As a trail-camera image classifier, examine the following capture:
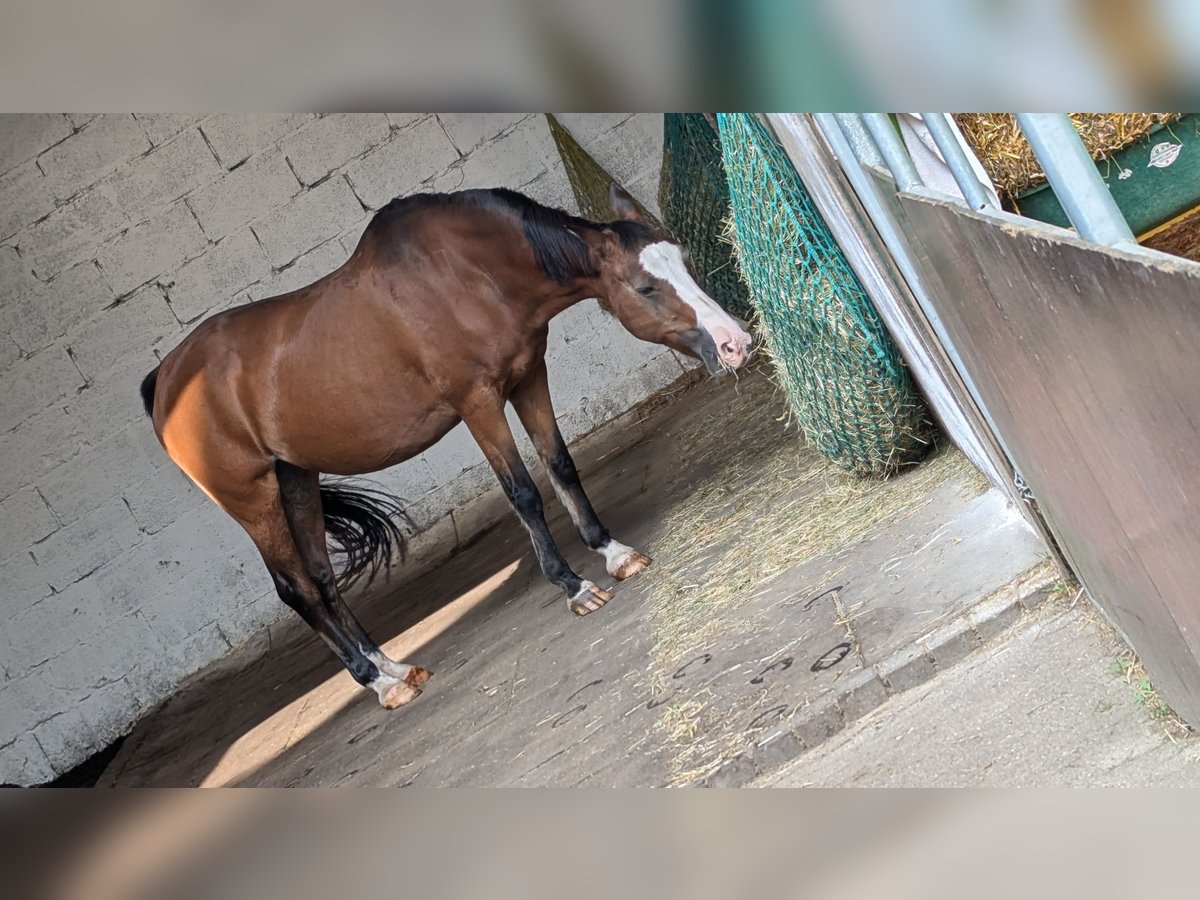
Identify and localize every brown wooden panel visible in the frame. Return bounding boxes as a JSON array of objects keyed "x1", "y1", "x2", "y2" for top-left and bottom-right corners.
[{"x1": 890, "y1": 188, "x2": 1200, "y2": 721}]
